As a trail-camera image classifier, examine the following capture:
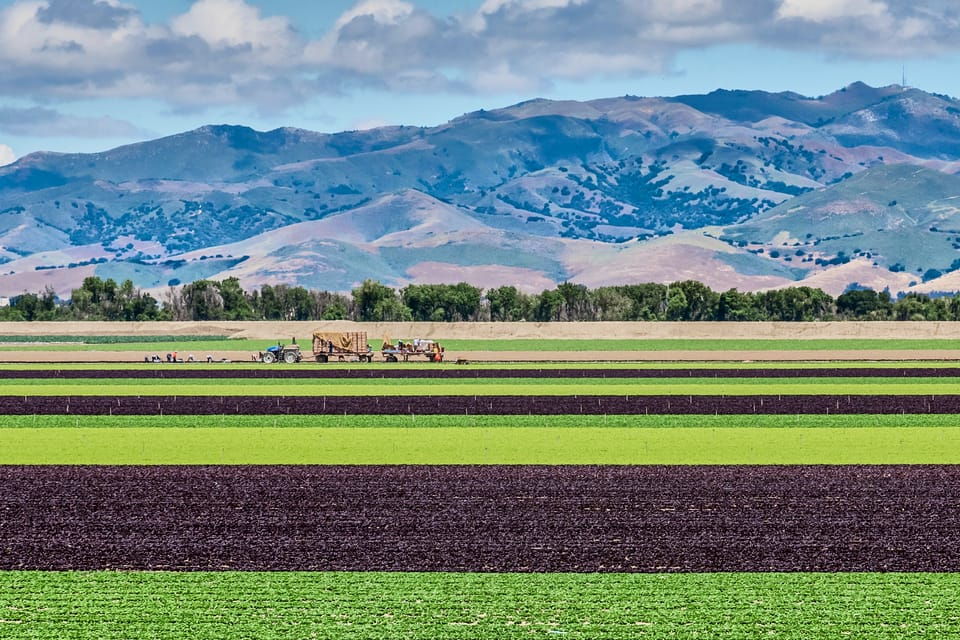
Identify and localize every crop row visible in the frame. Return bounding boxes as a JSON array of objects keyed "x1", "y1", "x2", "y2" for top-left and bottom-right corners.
[
  {"x1": 2, "y1": 394, "x2": 960, "y2": 414},
  {"x1": 3, "y1": 465, "x2": 959, "y2": 572},
  {"x1": 3, "y1": 571, "x2": 958, "y2": 639},
  {"x1": 6, "y1": 366, "x2": 960, "y2": 379},
  {"x1": 0, "y1": 334, "x2": 230, "y2": 344},
  {"x1": 10, "y1": 377, "x2": 960, "y2": 398},
  {"x1": 5, "y1": 425, "x2": 960, "y2": 465},
  {"x1": 7, "y1": 412, "x2": 960, "y2": 428},
  {"x1": 7, "y1": 360, "x2": 960, "y2": 371}
]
